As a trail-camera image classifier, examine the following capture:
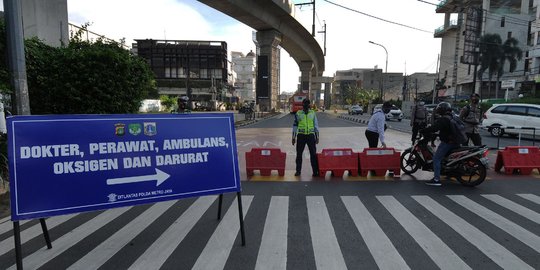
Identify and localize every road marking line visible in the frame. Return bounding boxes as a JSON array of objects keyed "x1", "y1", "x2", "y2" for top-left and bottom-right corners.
[
  {"x1": 413, "y1": 196, "x2": 533, "y2": 270},
  {"x1": 0, "y1": 213, "x2": 78, "y2": 257},
  {"x1": 255, "y1": 196, "x2": 288, "y2": 270},
  {"x1": 448, "y1": 195, "x2": 540, "y2": 252},
  {"x1": 307, "y1": 196, "x2": 347, "y2": 270},
  {"x1": 377, "y1": 196, "x2": 471, "y2": 270},
  {"x1": 0, "y1": 219, "x2": 30, "y2": 236},
  {"x1": 192, "y1": 196, "x2": 253, "y2": 270},
  {"x1": 517, "y1": 194, "x2": 540, "y2": 205},
  {"x1": 68, "y1": 200, "x2": 177, "y2": 269},
  {"x1": 482, "y1": 194, "x2": 540, "y2": 224},
  {"x1": 341, "y1": 196, "x2": 410, "y2": 270},
  {"x1": 128, "y1": 196, "x2": 217, "y2": 270},
  {"x1": 8, "y1": 206, "x2": 132, "y2": 270}
]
